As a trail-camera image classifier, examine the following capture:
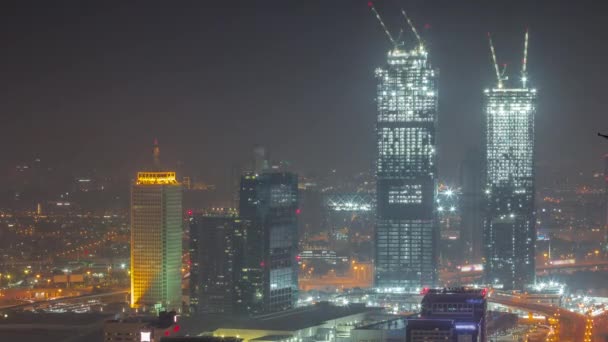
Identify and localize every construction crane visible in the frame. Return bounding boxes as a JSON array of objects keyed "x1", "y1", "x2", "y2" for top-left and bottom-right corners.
[
  {"x1": 368, "y1": 2, "x2": 396, "y2": 48},
  {"x1": 599, "y1": 132, "x2": 608, "y2": 140},
  {"x1": 488, "y1": 33, "x2": 507, "y2": 89},
  {"x1": 401, "y1": 9, "x2": 423, "y2": 50},
  {"x1": 522, "y1": 29, "x2": 529, "y2": 88}
]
